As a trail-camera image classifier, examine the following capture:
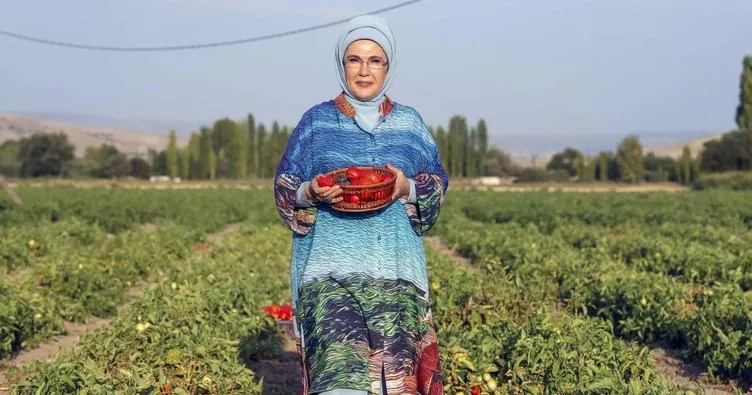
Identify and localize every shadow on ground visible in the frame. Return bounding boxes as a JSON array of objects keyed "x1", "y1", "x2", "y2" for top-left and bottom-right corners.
[{"x1": 238, "y1": 322, "x2": 302, "y2": 395}]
